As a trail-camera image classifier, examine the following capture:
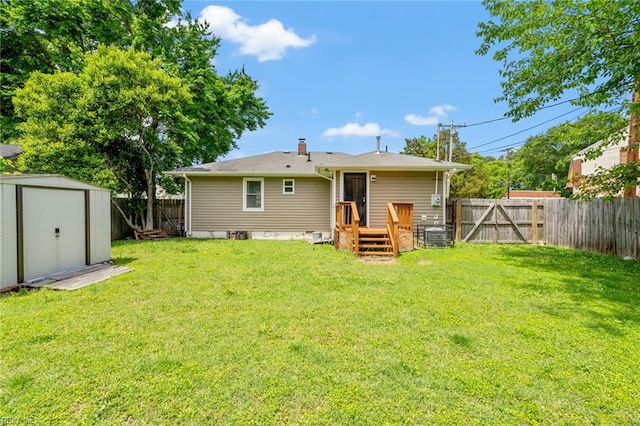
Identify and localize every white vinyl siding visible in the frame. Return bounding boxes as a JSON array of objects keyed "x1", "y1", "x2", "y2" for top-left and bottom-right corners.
[
  {"x1": 581, "y1": 140, "x2": 626, "y2": 176},
  {"x1": 191, "y1": 176, "x2": 330, "y2": 232},
  {"x1": 368, "y1": 170, "x2": 439, "y2": 227},
  {"x1": 243, "y1": 178, "x2": 264, "y2": 211}
]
